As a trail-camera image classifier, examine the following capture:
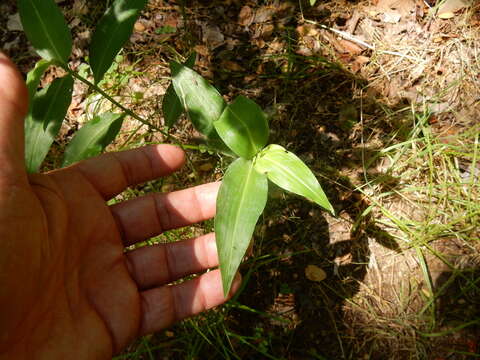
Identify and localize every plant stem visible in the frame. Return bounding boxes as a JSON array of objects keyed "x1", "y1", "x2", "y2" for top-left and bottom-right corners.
[
  {"x1": 65, "y1": 67, "x2": 229, "y2": 156},
  {"x1": 66, "y1": 68, "x2": 171, "y2": 138}
]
